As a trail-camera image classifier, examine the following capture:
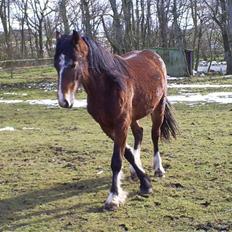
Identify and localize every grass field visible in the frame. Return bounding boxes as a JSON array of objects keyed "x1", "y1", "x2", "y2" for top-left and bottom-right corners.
[{"x1": 0, "y1": 67, "x2": 232, "y2": 231}]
